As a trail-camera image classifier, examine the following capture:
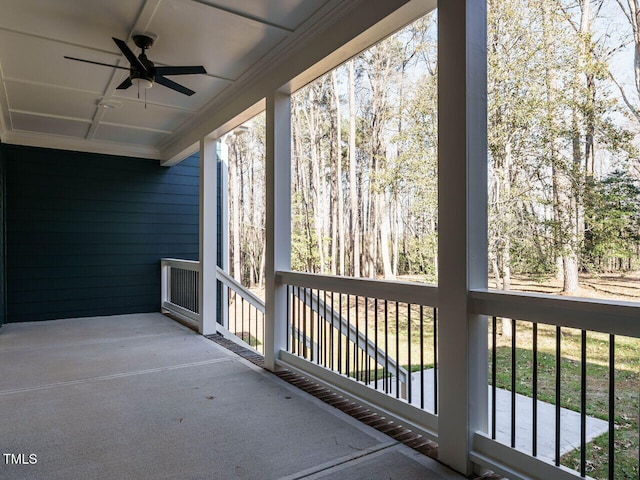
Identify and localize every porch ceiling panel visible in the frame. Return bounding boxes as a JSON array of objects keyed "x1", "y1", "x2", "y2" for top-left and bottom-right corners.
[
  {"x1": 147, "y1": 0, "x2": 290, "y2": 82},
  {"x1": 194, "y1": 0, "x2": 325, "y2": 31},
  {"x1": 0, "y1": 0, "x2": 142, "y2": 50},
  {"x1": 101, "y1": 101, "x2": 194, "y2": 133},
  {"x1": 93, "y1": 124, "x2": 170, "y2": 146},
  {"x1": 5, "y1": 82, "x2": 101, "y2": 122},
  {"x1": 10, "y1": 113, "x2": 90, "y2": 139},
  {"x1": 0, "y1": 31, "x2": 116, "y2": 93}
]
